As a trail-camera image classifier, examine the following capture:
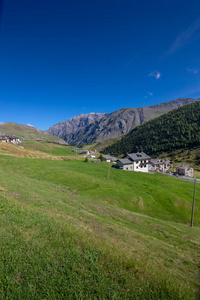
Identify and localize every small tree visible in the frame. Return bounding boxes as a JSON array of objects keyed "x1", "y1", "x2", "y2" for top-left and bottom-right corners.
[
  {"x1": 99, "y1": 154, "x2": 104, "y2": 162},
  {"x1": 84, "y1": 157, "x2": 88, "y2": 163}
]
